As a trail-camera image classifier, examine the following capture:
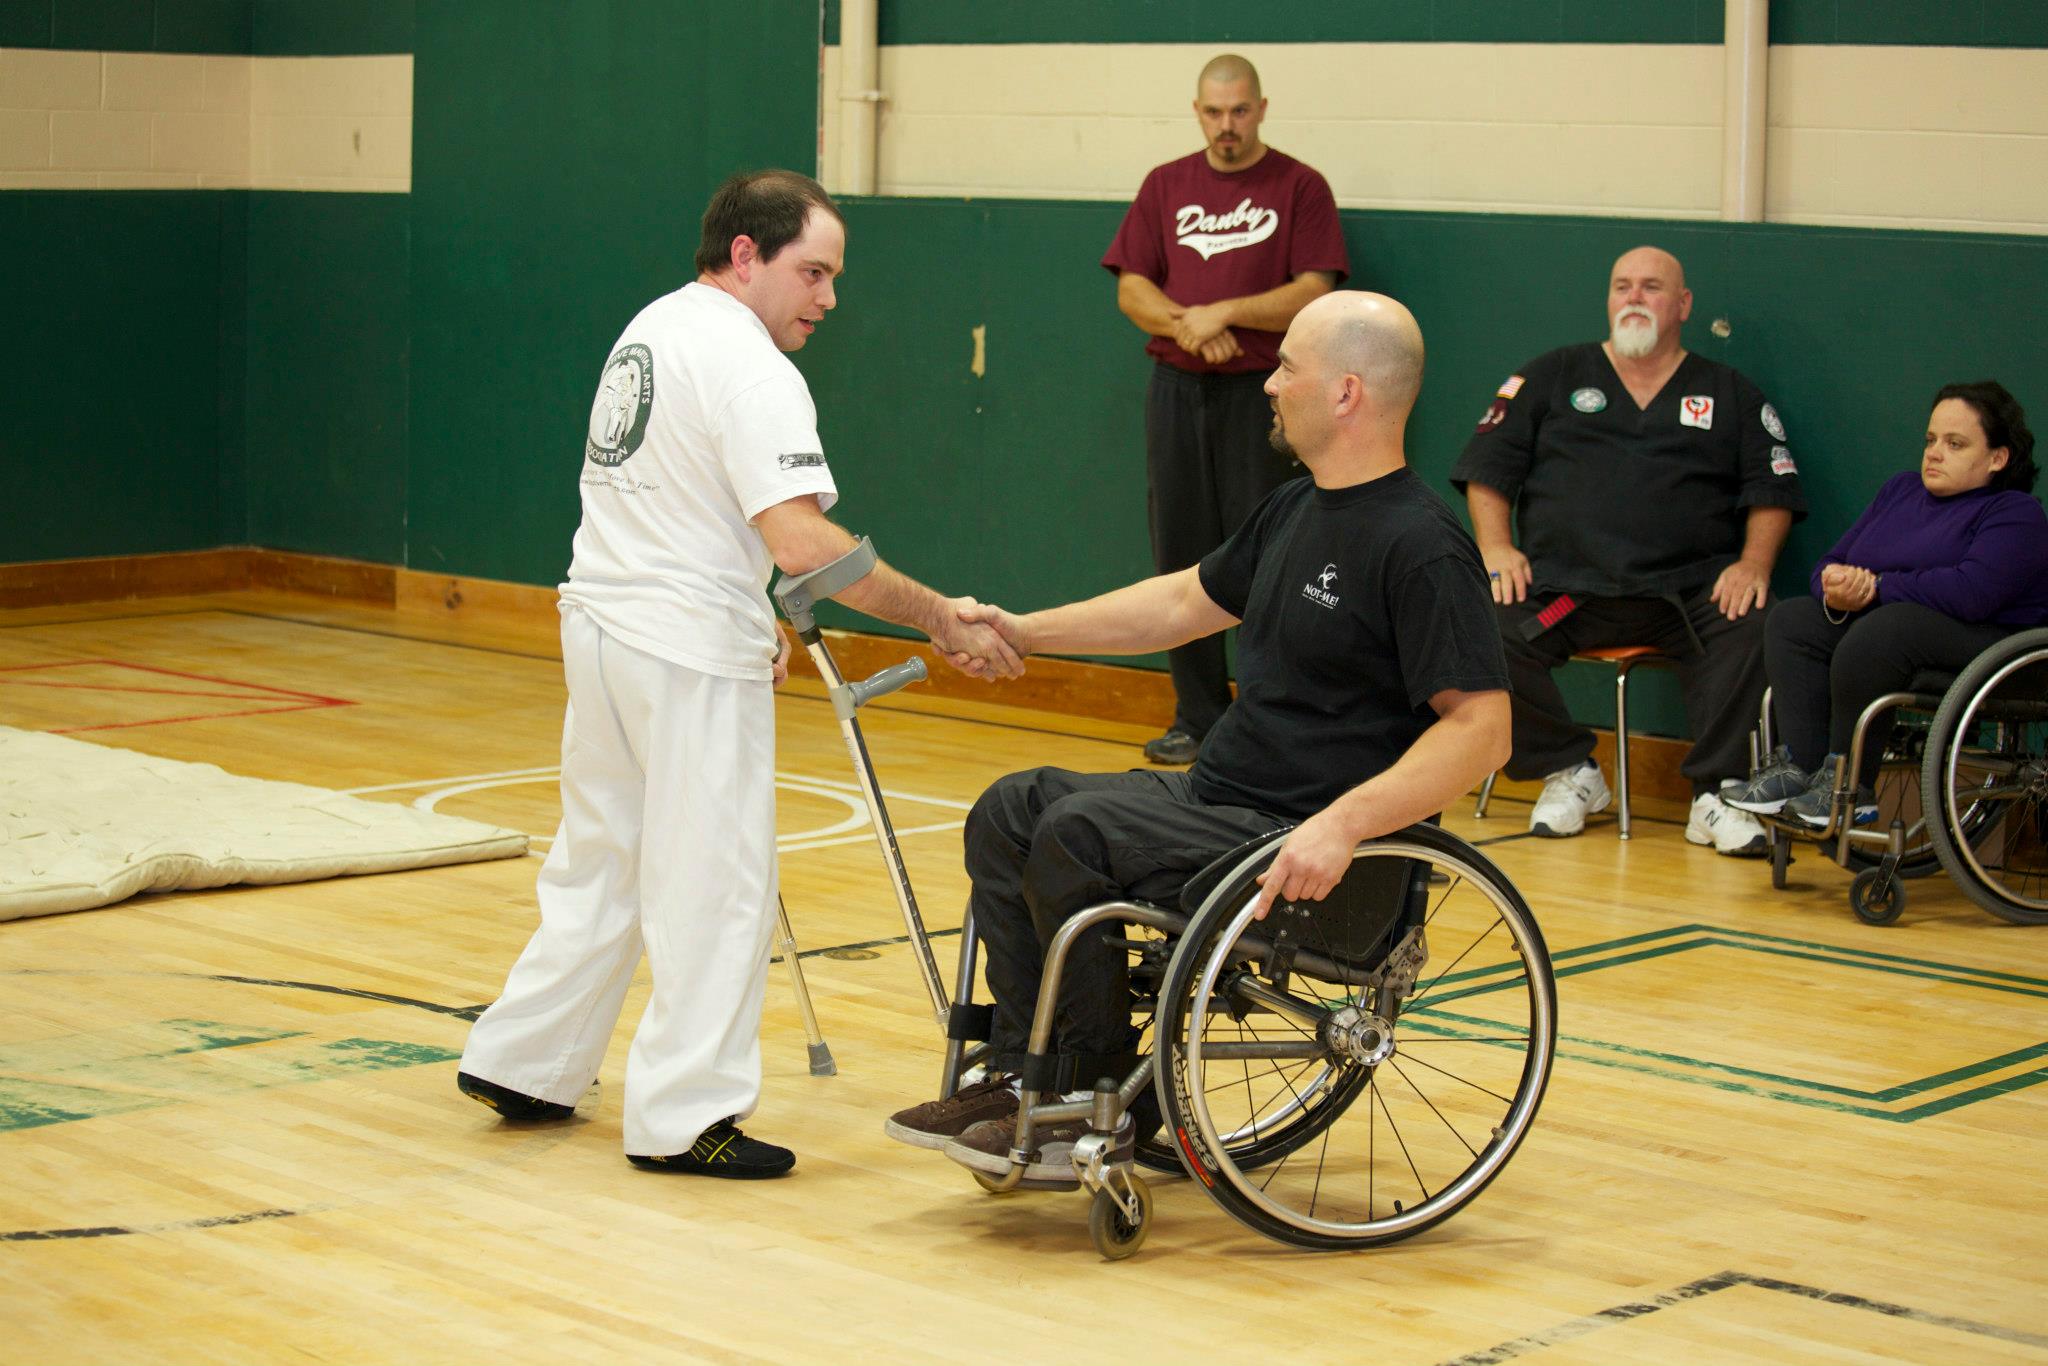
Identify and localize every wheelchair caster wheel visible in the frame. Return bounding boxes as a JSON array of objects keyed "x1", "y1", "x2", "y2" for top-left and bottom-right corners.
[
  {"x1": 1088, "y1": 1174, "x2": 1151, "y2": 1261},
  {"x1": 1850, "y1": 867, "x2": 1905, "y2": 926}
]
